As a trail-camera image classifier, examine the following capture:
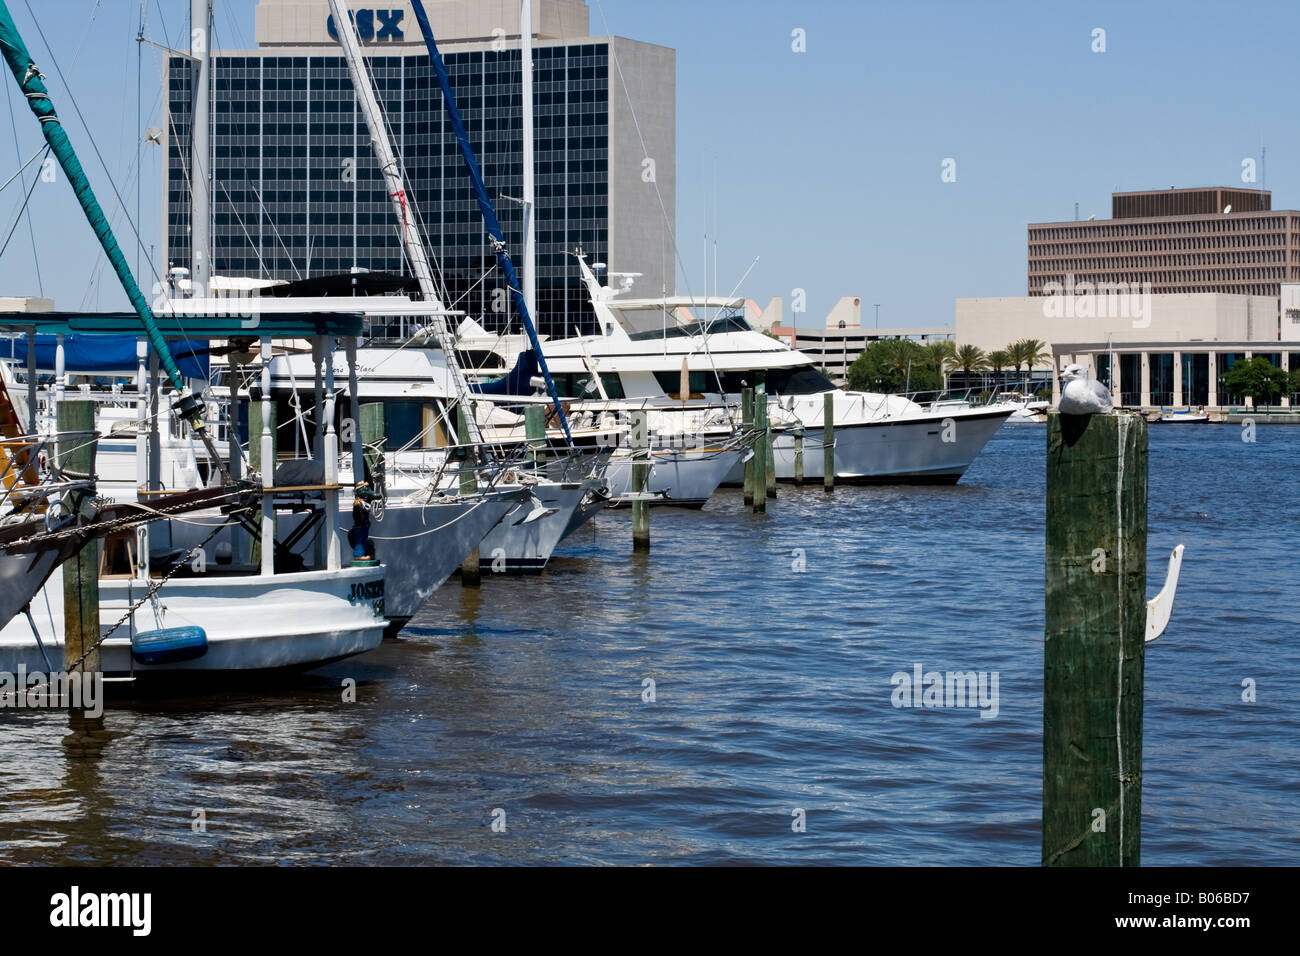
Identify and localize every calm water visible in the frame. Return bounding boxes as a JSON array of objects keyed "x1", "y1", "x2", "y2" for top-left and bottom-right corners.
[{"x1": 1, "y1": 424, "x2": 1297, "y2": 865}]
